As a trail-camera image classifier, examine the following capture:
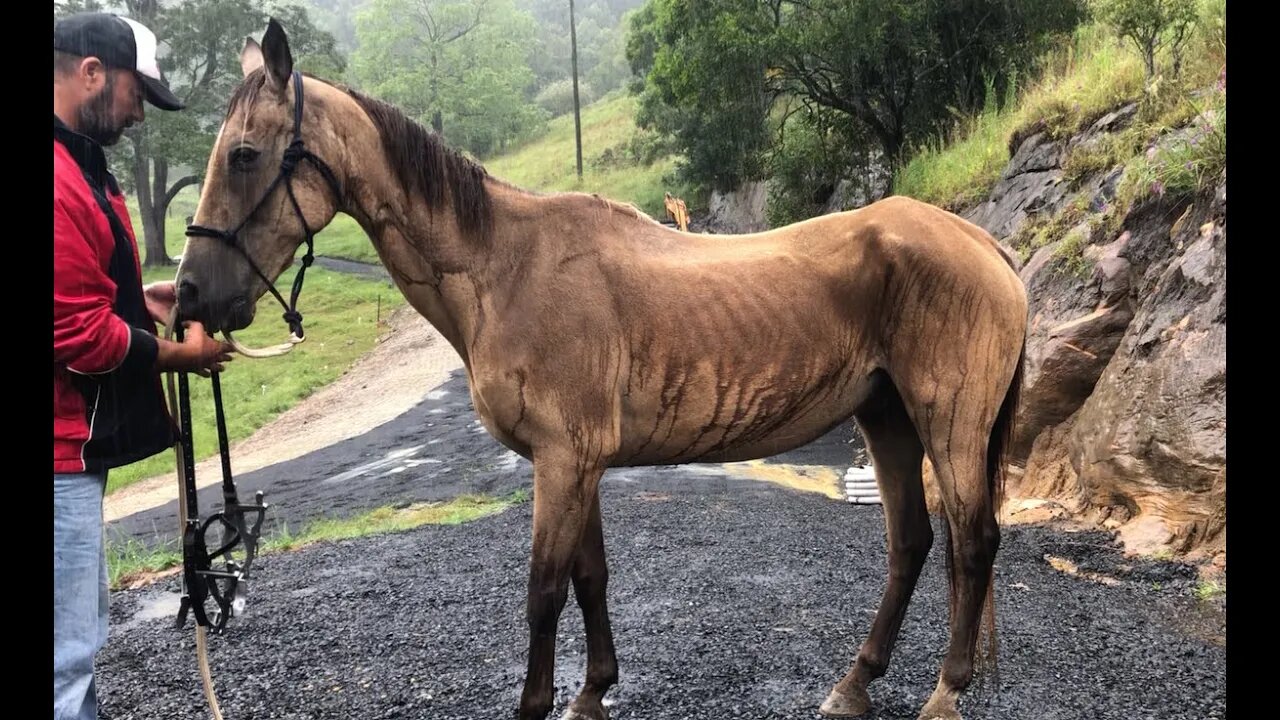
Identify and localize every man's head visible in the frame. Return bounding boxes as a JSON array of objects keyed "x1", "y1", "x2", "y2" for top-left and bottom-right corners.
[{"x1": 53, "y1": 13, "x2": 184, "y2": 145}]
